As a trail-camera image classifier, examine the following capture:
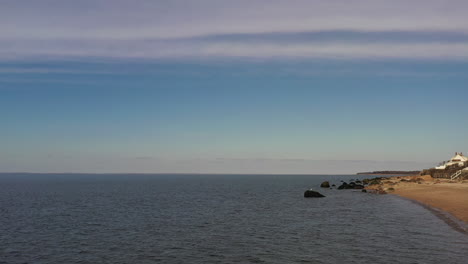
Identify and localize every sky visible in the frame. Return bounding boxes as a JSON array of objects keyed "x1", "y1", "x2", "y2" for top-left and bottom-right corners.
[{"x1": 1, "y1": 0, "x2": 467, "y2": 174}]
